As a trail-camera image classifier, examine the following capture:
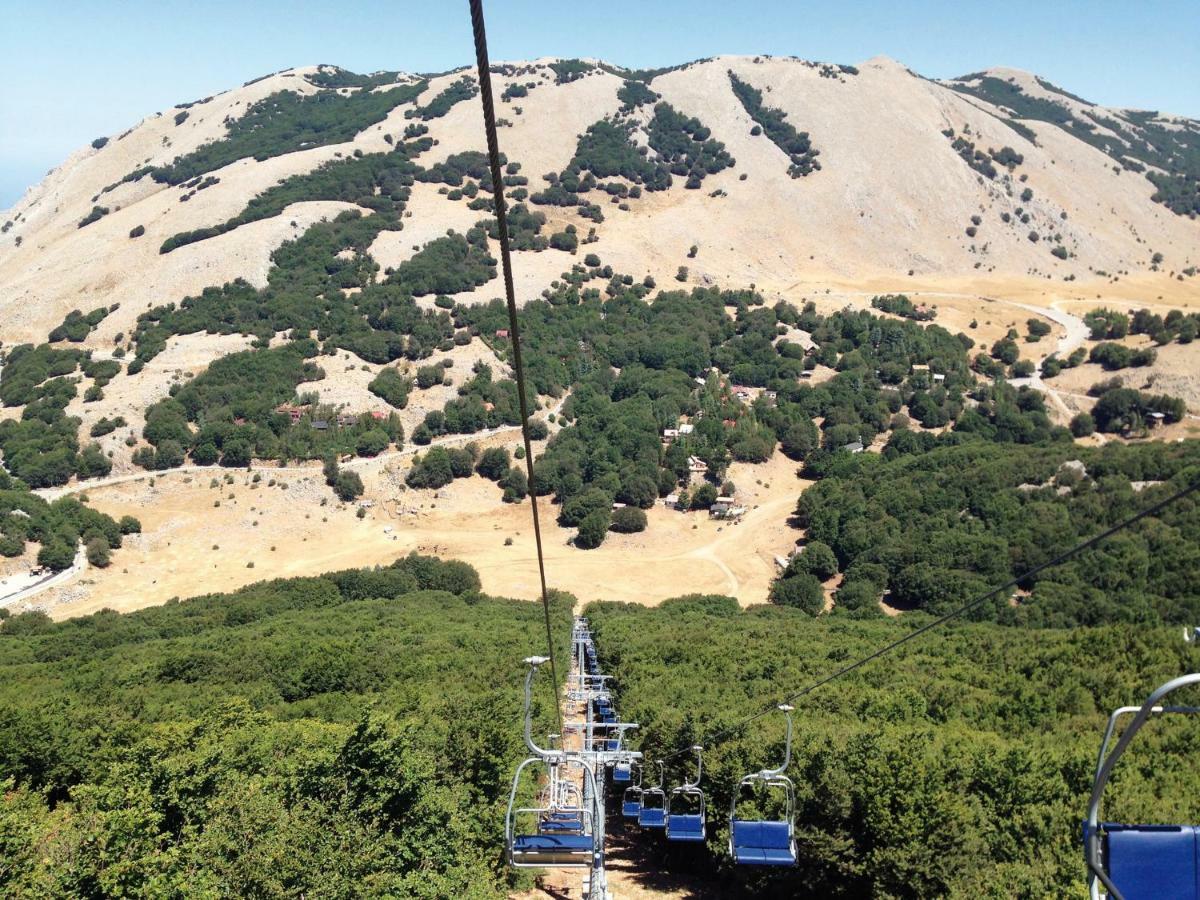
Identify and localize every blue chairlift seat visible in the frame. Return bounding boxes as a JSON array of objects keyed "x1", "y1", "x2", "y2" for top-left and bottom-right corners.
[
  {"x1": 540, "y1": 811, "x2": 584, "y2": 835},
  {"x1": 731, "y1": 821, "x2": 796, "y2": 866},
  {"x1": 613, "y1": 763, "x2": 632, "y2": 783},
  {"x1": 511, "y1": 833, "x2": 594, "y2": 866},
  {"x1": 1087, "y1": 822, "x2": 1200, "y2": 900},
  {"x1": 639, "y1": 806, "x2": 666, "y2": 829},
  {"x1": 622, "y1": 799, "x2": 642, "y2": 818},
  {"x1": 666, "y1": 813, "x2": 705, "y2": 843}
]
